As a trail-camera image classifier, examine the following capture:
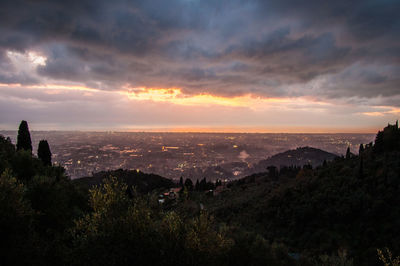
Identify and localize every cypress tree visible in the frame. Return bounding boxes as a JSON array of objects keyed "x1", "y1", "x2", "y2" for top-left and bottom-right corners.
[
  {"x1": 200, "y1": 178, "x2": 207, "y2": 191},
  {"x1": 346, "y1": 146, "x2": 351, "y2": 159},
  {"x1": 16, "y1": 120, "x2": 32, "y2": 152},
  {"x1": 359, "y1": 144, "x2": 364, "y2": 155},
  {"x1": 38, "y1": 140, "x2": 52, "y2": 166}
]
